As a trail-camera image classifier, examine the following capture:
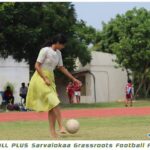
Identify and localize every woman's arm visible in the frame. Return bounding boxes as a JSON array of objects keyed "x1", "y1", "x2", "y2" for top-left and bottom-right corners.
[
  {"x1": 57, "y1": 66, "x2": 82, "y2": 86},
  {"x1": 35, "y1": 62, "x2": 50, "y2": 86}
]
